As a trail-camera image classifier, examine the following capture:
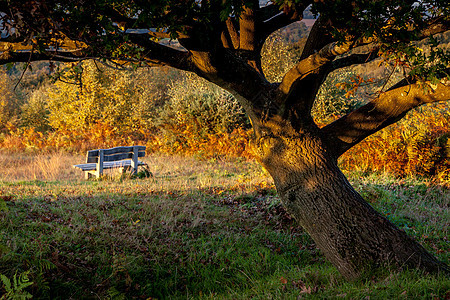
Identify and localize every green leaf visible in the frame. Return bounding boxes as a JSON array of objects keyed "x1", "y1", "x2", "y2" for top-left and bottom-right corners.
[{"x1": 0, "y1": 273, "x2": 12, "y2": 291}]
